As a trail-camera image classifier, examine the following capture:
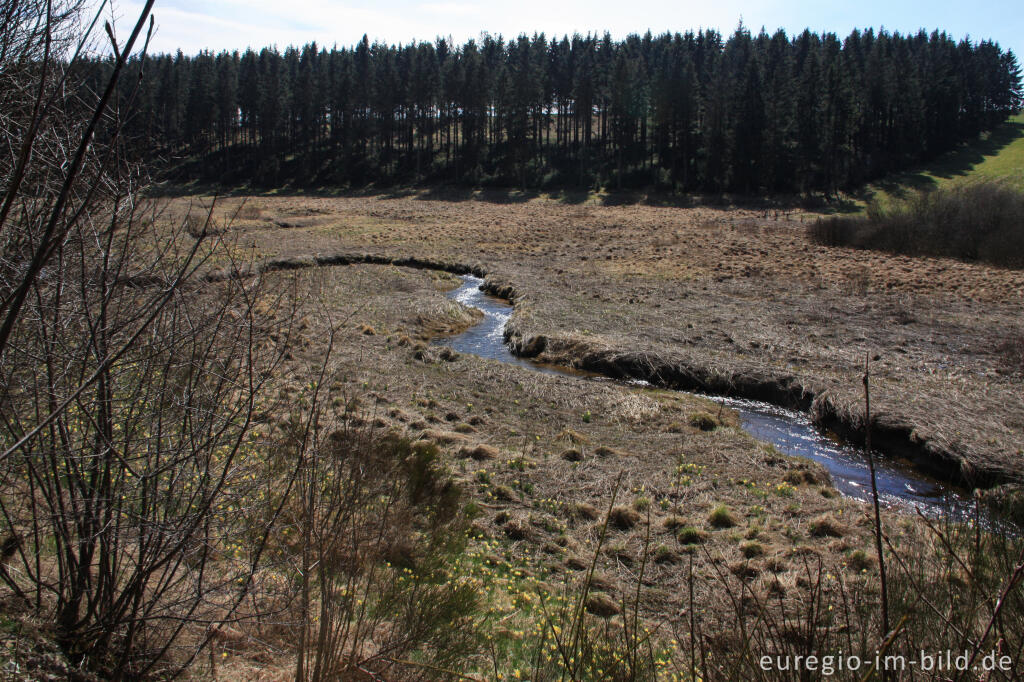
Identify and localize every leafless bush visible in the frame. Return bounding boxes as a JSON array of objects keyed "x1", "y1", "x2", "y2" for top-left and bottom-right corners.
[
  {"x1": 276, "y1": 323, "x2": 481, "y2": 680},
  {"x1": 809, "y1": 181, "x2": 1024, "y2": 268},
  {"x1": 0, "y1": 1, "x2": 294, "y2": 676}
]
